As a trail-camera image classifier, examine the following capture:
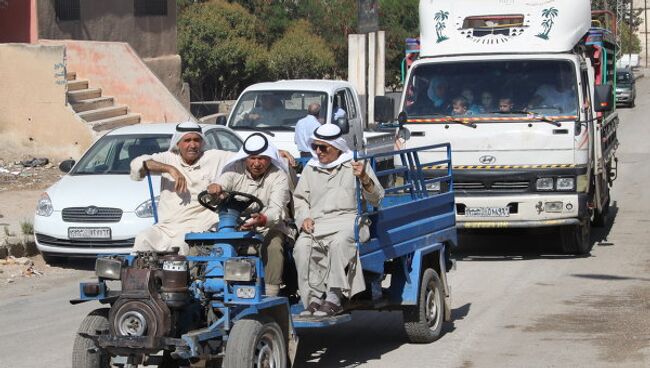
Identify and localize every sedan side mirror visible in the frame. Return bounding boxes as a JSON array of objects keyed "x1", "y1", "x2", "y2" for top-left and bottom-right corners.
[
  {"x1": 59, "y1": 159, "x2": 76, "y2": 173},
  {"x1": 594, "y1": 84, "x2": 614, "y2": 112}
]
